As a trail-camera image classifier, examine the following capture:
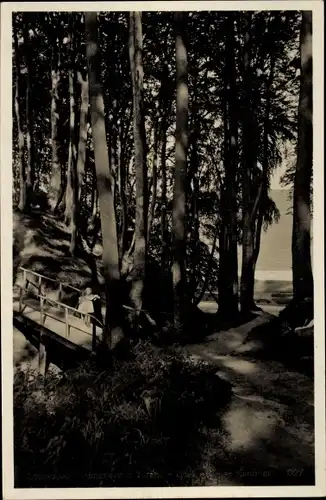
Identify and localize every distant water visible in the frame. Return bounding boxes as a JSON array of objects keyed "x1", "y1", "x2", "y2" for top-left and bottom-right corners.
[{"x1": 238, "y1": 189, "x2": 313, "y2": 281}]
